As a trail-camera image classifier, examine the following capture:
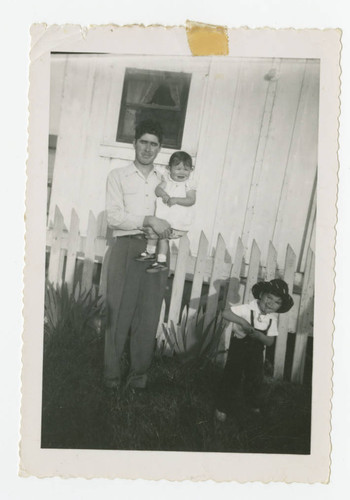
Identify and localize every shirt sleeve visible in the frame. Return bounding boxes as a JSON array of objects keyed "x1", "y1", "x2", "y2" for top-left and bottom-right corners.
[
  {"x1": 186, "y1": 176, "x2": 198, "y2": 191},
  {"x1": 105, "y1": 170, "x2": 144, "y2": 231},
  {"x1": 230, "y1": 303, "x2": 249, "y2": 319},
  {"x1": 157, "y1": 176, "x2": 167, "y2": 189}
]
